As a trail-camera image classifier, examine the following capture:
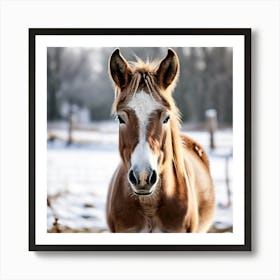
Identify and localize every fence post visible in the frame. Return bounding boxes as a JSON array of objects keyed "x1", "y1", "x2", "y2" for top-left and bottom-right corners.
[
  {"x1": 67, "y1": 105, "x2": 77, "y2": 145},
  {"x1": 205, "y1": 109, "x2": 217, "y2": 150},
  {"x1": 225, "y1": 154, "x2": 231, "y2": 207}
]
